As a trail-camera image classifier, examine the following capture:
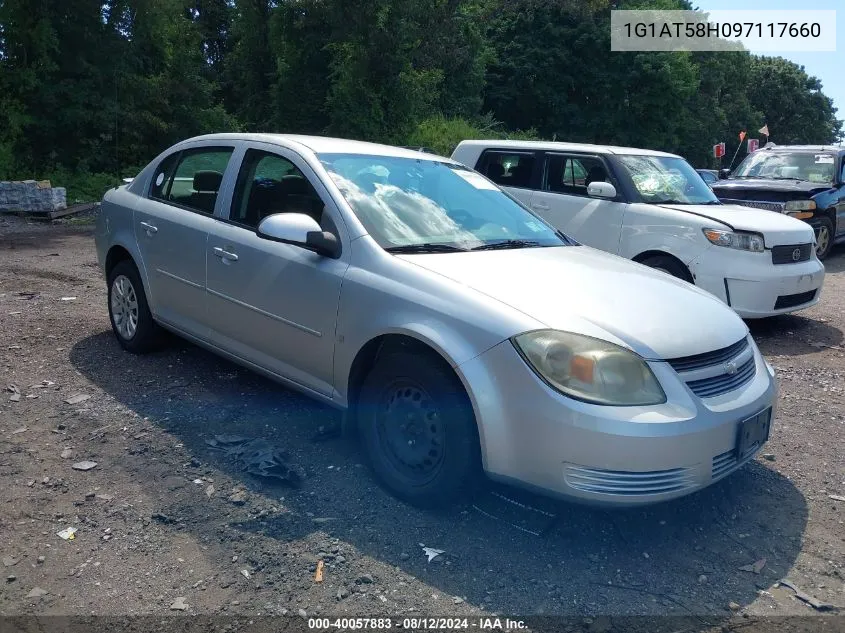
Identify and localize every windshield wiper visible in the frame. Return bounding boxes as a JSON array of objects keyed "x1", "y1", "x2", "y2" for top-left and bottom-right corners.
[
  {"x1": 470, "y1": 239, "x2": 544, "y2": 251},
  {"x1": 652, "y1": 199, "x2": 688, "y2": 205},
  {"x1": 385, "y1": 243, "x2": 468, "y2": 254}
]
